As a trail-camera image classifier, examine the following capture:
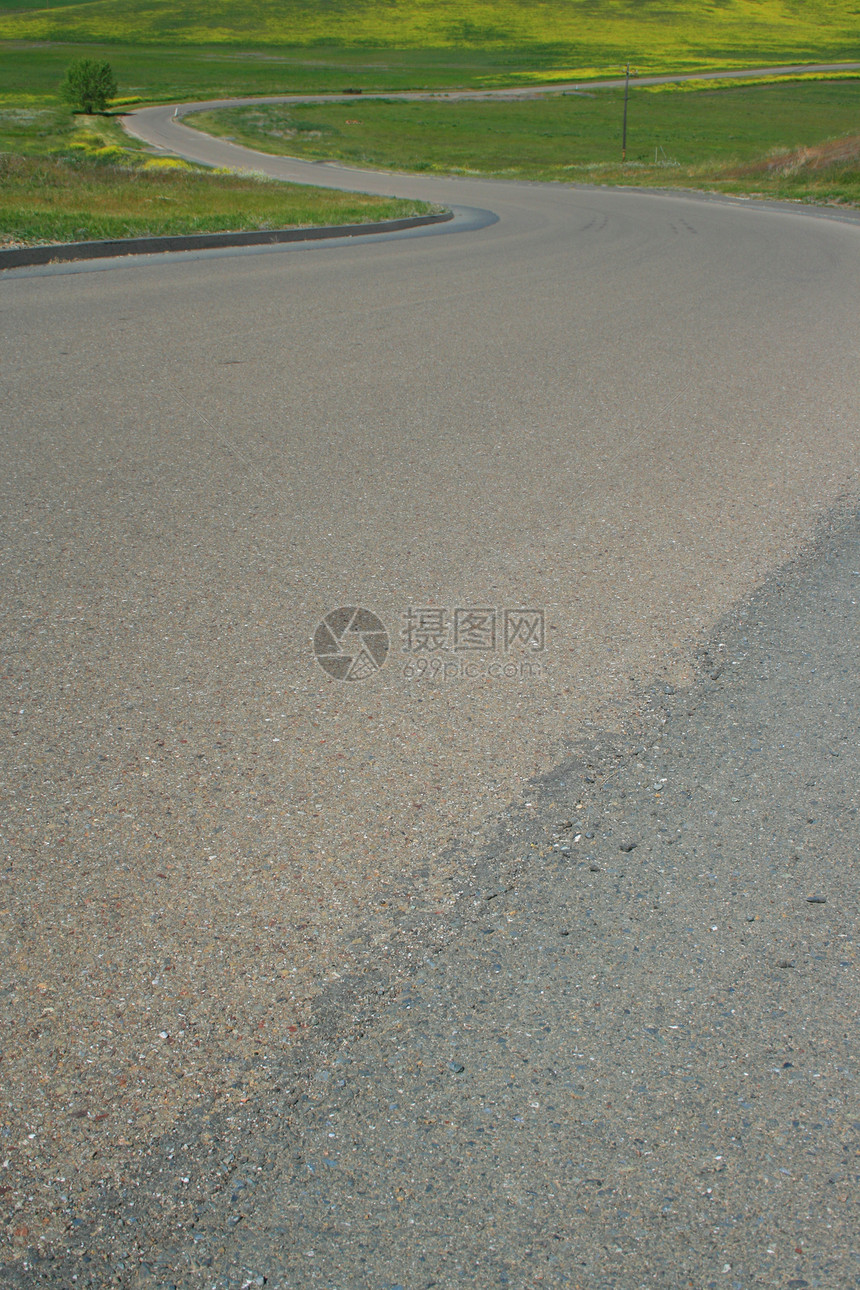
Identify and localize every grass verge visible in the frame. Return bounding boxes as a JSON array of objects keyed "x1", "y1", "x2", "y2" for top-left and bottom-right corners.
[
  {"x1": 554, "y1": 141, "x2": 860, "y2": 207},
  {"x1": 0, "y1": 100, "x2": 433, "y2": 249},
  {"x1": 0, "y1": 138, "x2": 434, "y2": 249},
  {"x1": 186, "y1": 78, "x2": 860, "y2": 207}
]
